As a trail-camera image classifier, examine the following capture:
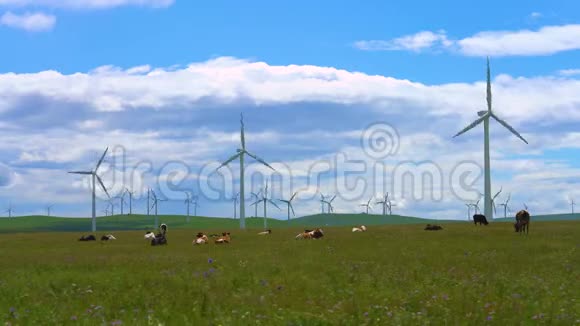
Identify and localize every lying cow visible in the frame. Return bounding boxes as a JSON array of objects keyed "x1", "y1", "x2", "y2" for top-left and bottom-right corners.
[
  {"x1": 473, "y1": 214, "x2": 489, "y2": 226},
  {"x1": 258, "y1": 229, "x2": 272, "y2": 235},
  {"x1": 78, "y1": 235, "x2": 96, "y2": 241},
  {"x1": 101, "y1": 234, "x2": 116, "y2": 241},
  {"x1": 295, "y1": 228, "x2": 324, "y2": 239},
  {"x1": 151, "y1": 224, "x2": 168, "y2": 246},
  {"x1": 352, "y1": 225, "x2": 367, "y2": 232},
  {"x1": 215, "y1": 232, "x2": 231, "y2": 244},
  {"x1": 424, "y1": 224, "x2": 443, "y2": 231},
  {"x1": 514, "y1": 210, "x2": 530, "y2": 235},
  {"x1": 144, "y1": 231, "x2": 156, "y2": 240},
  {"x1": 193, "y1": 232, "x2": 209, "y2": 245}
]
